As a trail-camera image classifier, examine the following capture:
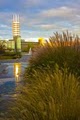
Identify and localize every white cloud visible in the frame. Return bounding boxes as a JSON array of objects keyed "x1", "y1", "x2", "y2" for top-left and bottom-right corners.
[
  {"x1": 34, "y1": 24, "x2": 58, "y2": 30},
  {"x1": 26, "y1": 0, "x2": 41, "y2": 6},
  {"x1": 20, "y1": 0, "x2": 42, "y2": 7},
  {"x1": 0, "y1": 24, "x2": 11, "y2": 29},
  {"x1": 39, "y1": 6, "x2": 76, "y2": 18}
]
